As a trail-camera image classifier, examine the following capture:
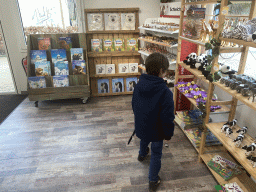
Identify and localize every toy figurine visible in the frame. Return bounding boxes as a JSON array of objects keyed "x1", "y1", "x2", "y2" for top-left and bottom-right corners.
[
  {"x1": 224, "y1": 119, "x2": 237, "y2": 129},
  {"x1": 246, "y1": 155, "x2": 256, "y2": 168},
  {"x1": 242, "y1": 143, "x2": 256, "y2": 156},
  {"x1": 233, "y1": 134, "x2": 244, "y2": 147},
  {"x1": 236, "y1": 126, "x2": 248, "y2": 135},
  {"x1": 221, "y1": 124, "x2": 230, "y2": 133}
]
